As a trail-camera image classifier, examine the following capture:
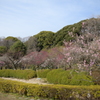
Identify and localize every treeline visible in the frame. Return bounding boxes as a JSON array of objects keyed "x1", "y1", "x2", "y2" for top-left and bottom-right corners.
[
  {"x1": 0, "y1": 18, "x2": 85, "y2": 69},
  {"x1": 25, "y1": 20, "x2": 84, "y2": 52},
  {"x1": 0, "y1": 17, "x2": 100, "y2": 53},
  {"x1": 0, "y1": 17, "x2": 100, "y2": 71},
  {"x1": 25, "y1": 17, "x2": 100, "y2": 52},
  {"x1": 0, "y1": 21, "x2": 81, "y2": 54}
]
